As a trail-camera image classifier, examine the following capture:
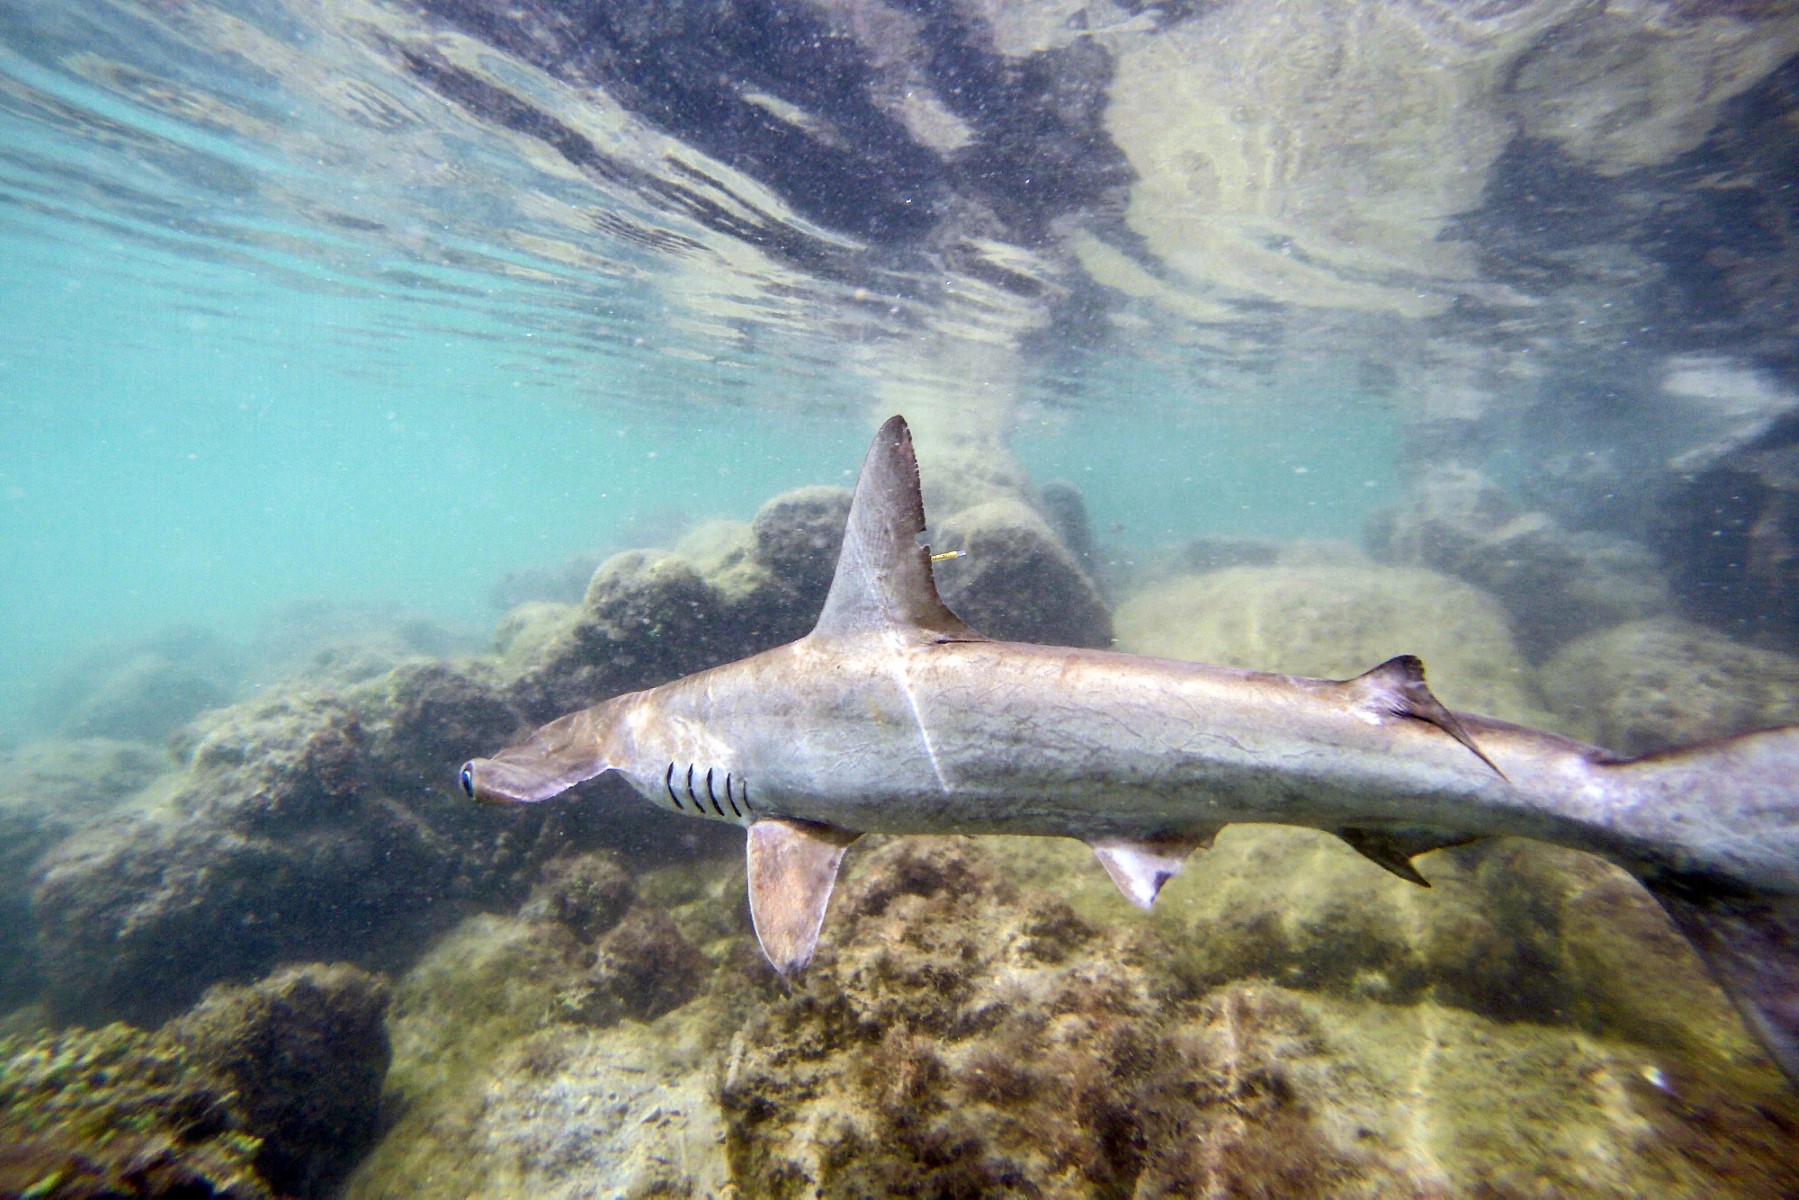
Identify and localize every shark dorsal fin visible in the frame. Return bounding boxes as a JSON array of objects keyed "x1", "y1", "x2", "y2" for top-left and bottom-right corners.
[
  {"x1": 746, "y1": 817, "x2": 862, "y2": 974},
  {"x1": 812, "y1": 415, "x2": 980, "y2": 640}
]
